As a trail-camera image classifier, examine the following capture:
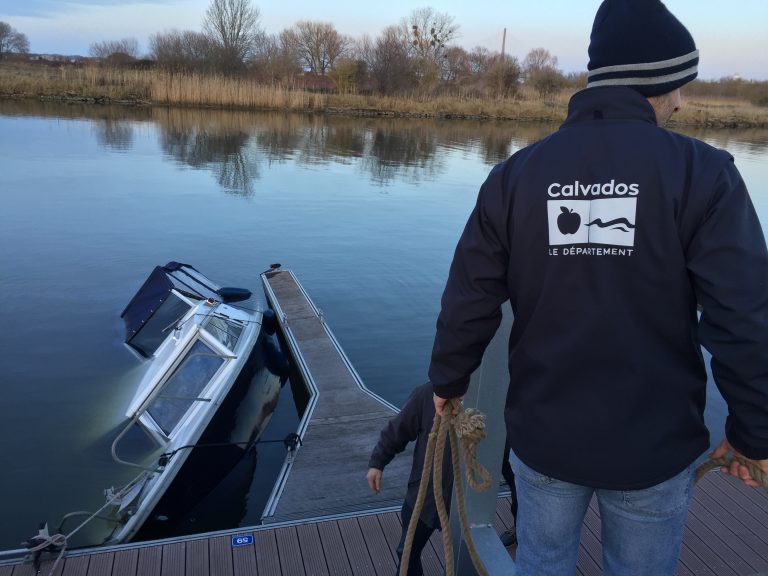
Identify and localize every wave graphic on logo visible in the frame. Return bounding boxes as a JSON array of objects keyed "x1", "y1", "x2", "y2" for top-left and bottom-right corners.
[{"x1": 585, "y1": 217, "x2": 636, "y2": 233}]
